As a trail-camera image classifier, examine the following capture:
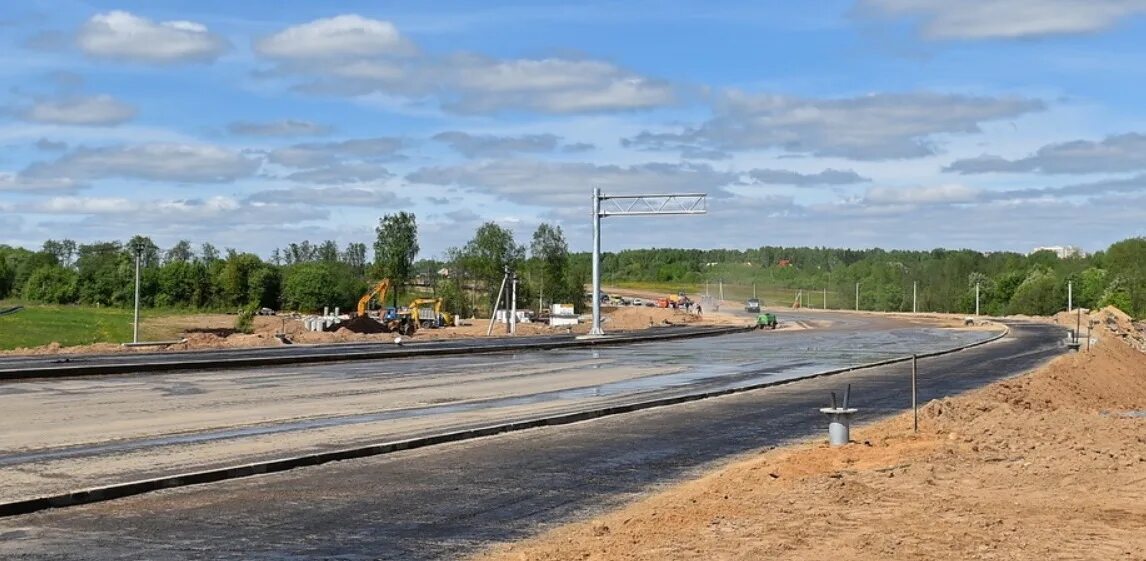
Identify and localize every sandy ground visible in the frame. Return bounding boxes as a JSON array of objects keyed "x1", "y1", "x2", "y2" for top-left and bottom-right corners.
[
  {"x1": 473, "y1": 313, "x2": 1146, "y2": 561},
  {"x1": 0, "y1": 305, "x2": 747, "y2": 356}
]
